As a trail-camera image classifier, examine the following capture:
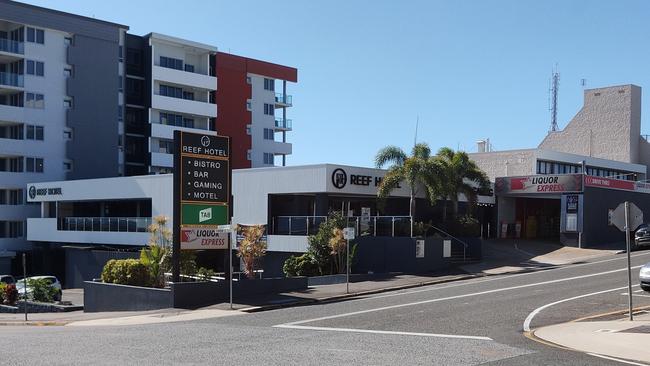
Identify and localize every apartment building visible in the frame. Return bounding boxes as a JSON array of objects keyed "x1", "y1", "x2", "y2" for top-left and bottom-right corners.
[{"x1": 0, "y1": 0, "x2": 126, "y2": 255}]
